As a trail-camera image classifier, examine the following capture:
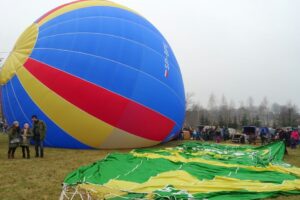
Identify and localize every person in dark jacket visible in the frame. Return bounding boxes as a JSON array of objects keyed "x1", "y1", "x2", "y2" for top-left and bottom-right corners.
[
  {"x1": 278, "y1": 129, "x2": 288, "y2": 155},
  {"x1": 8, "y1": 121, "x2": 21, "y2": 159},
  {"x1": 286, "y1": 128, "x2": 292, "y2": 147},
  {"x1": 260, "y1": 128, "x2": 267, "y2": 145},
  {"x1": 20, "y1": 123, "x2": 33, "y2": 159},
  {"x1": 32, "y1": 115, "x2": 47, "y2": 158}
]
